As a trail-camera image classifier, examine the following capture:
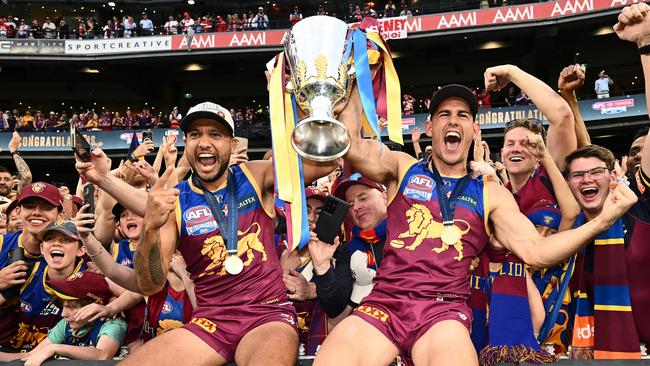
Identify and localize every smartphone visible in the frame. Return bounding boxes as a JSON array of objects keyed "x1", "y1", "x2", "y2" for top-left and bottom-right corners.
[
  {"x1": 2, "y1": 247, "x2": 27, "y2": 299},
  {"x1": 142, "y1": 130, "x2": 153, "y2": 142},
  {"x1": 314, "y1": 195, "x2": 350, "y2": 244},
  {"x1": 8, "y1": 247, "x2": 25, "y2": 265},
  {"x1": 71, "y1": 126, "x2": 92, "y2": 162},
  {"x1": 82, "y1": 184, "x2": 95, "y2": 216}
]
